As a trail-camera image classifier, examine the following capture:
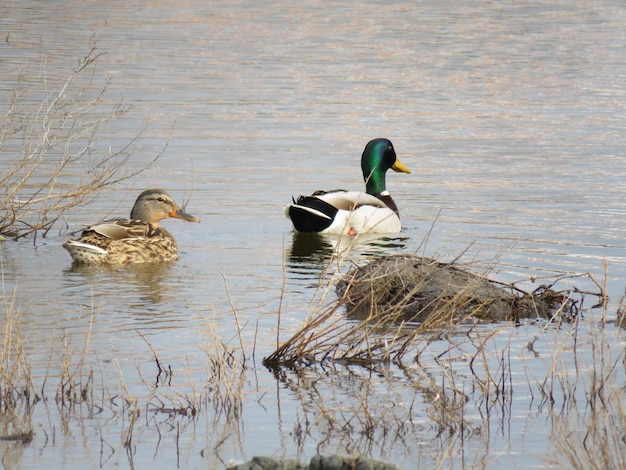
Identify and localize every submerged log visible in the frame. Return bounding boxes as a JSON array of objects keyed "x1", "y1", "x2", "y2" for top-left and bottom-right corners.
[{"x1": 336, "y1": 255, "x2": 578, "y2": 324}]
